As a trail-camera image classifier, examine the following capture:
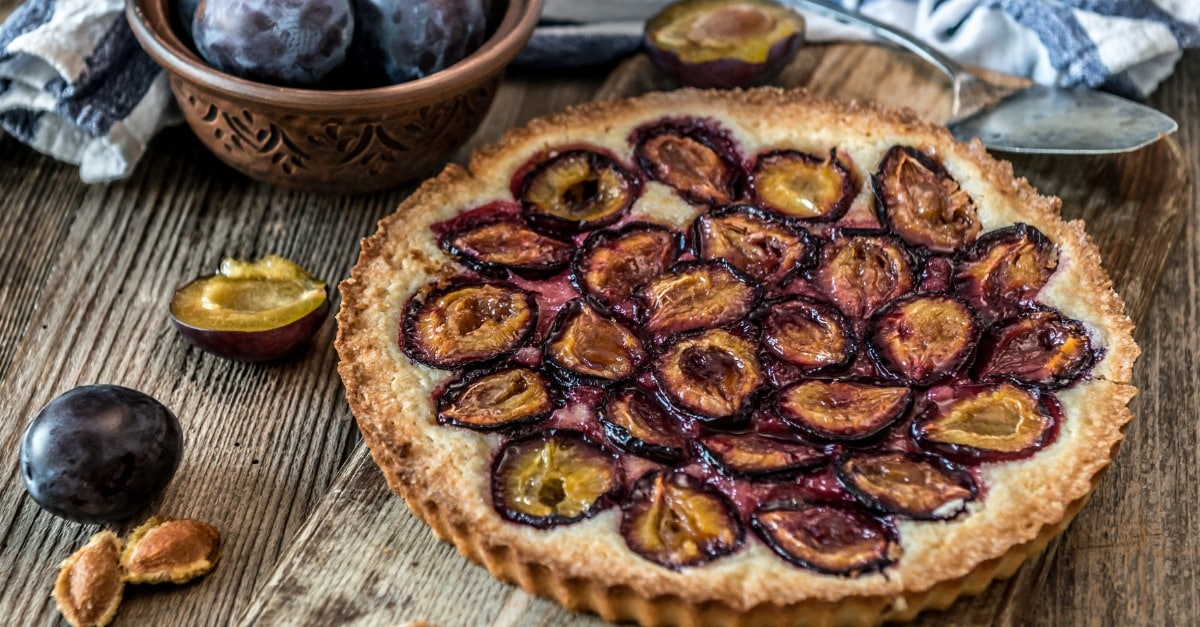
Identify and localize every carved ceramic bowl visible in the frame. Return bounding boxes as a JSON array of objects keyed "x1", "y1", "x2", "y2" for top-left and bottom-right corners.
[{"x1": 126, "y1": 0, "x2": 541, "y2": 193}]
